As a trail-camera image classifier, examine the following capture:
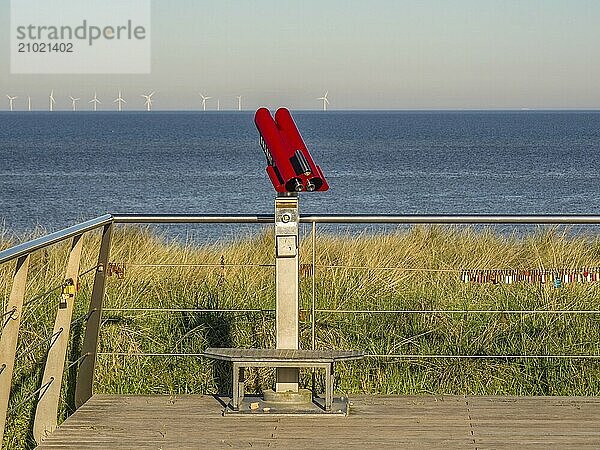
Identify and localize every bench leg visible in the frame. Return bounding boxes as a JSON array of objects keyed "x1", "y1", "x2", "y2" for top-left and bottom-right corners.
[
  {"x1": 325, "y1": 363, "x2": 334, "y2": 411},
  {"x1": 232, "y1": 363, "x2": 240, "y2": 411},
  {"x1": 238, "y1": 366, "x2": 245, "y2": 405}
]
